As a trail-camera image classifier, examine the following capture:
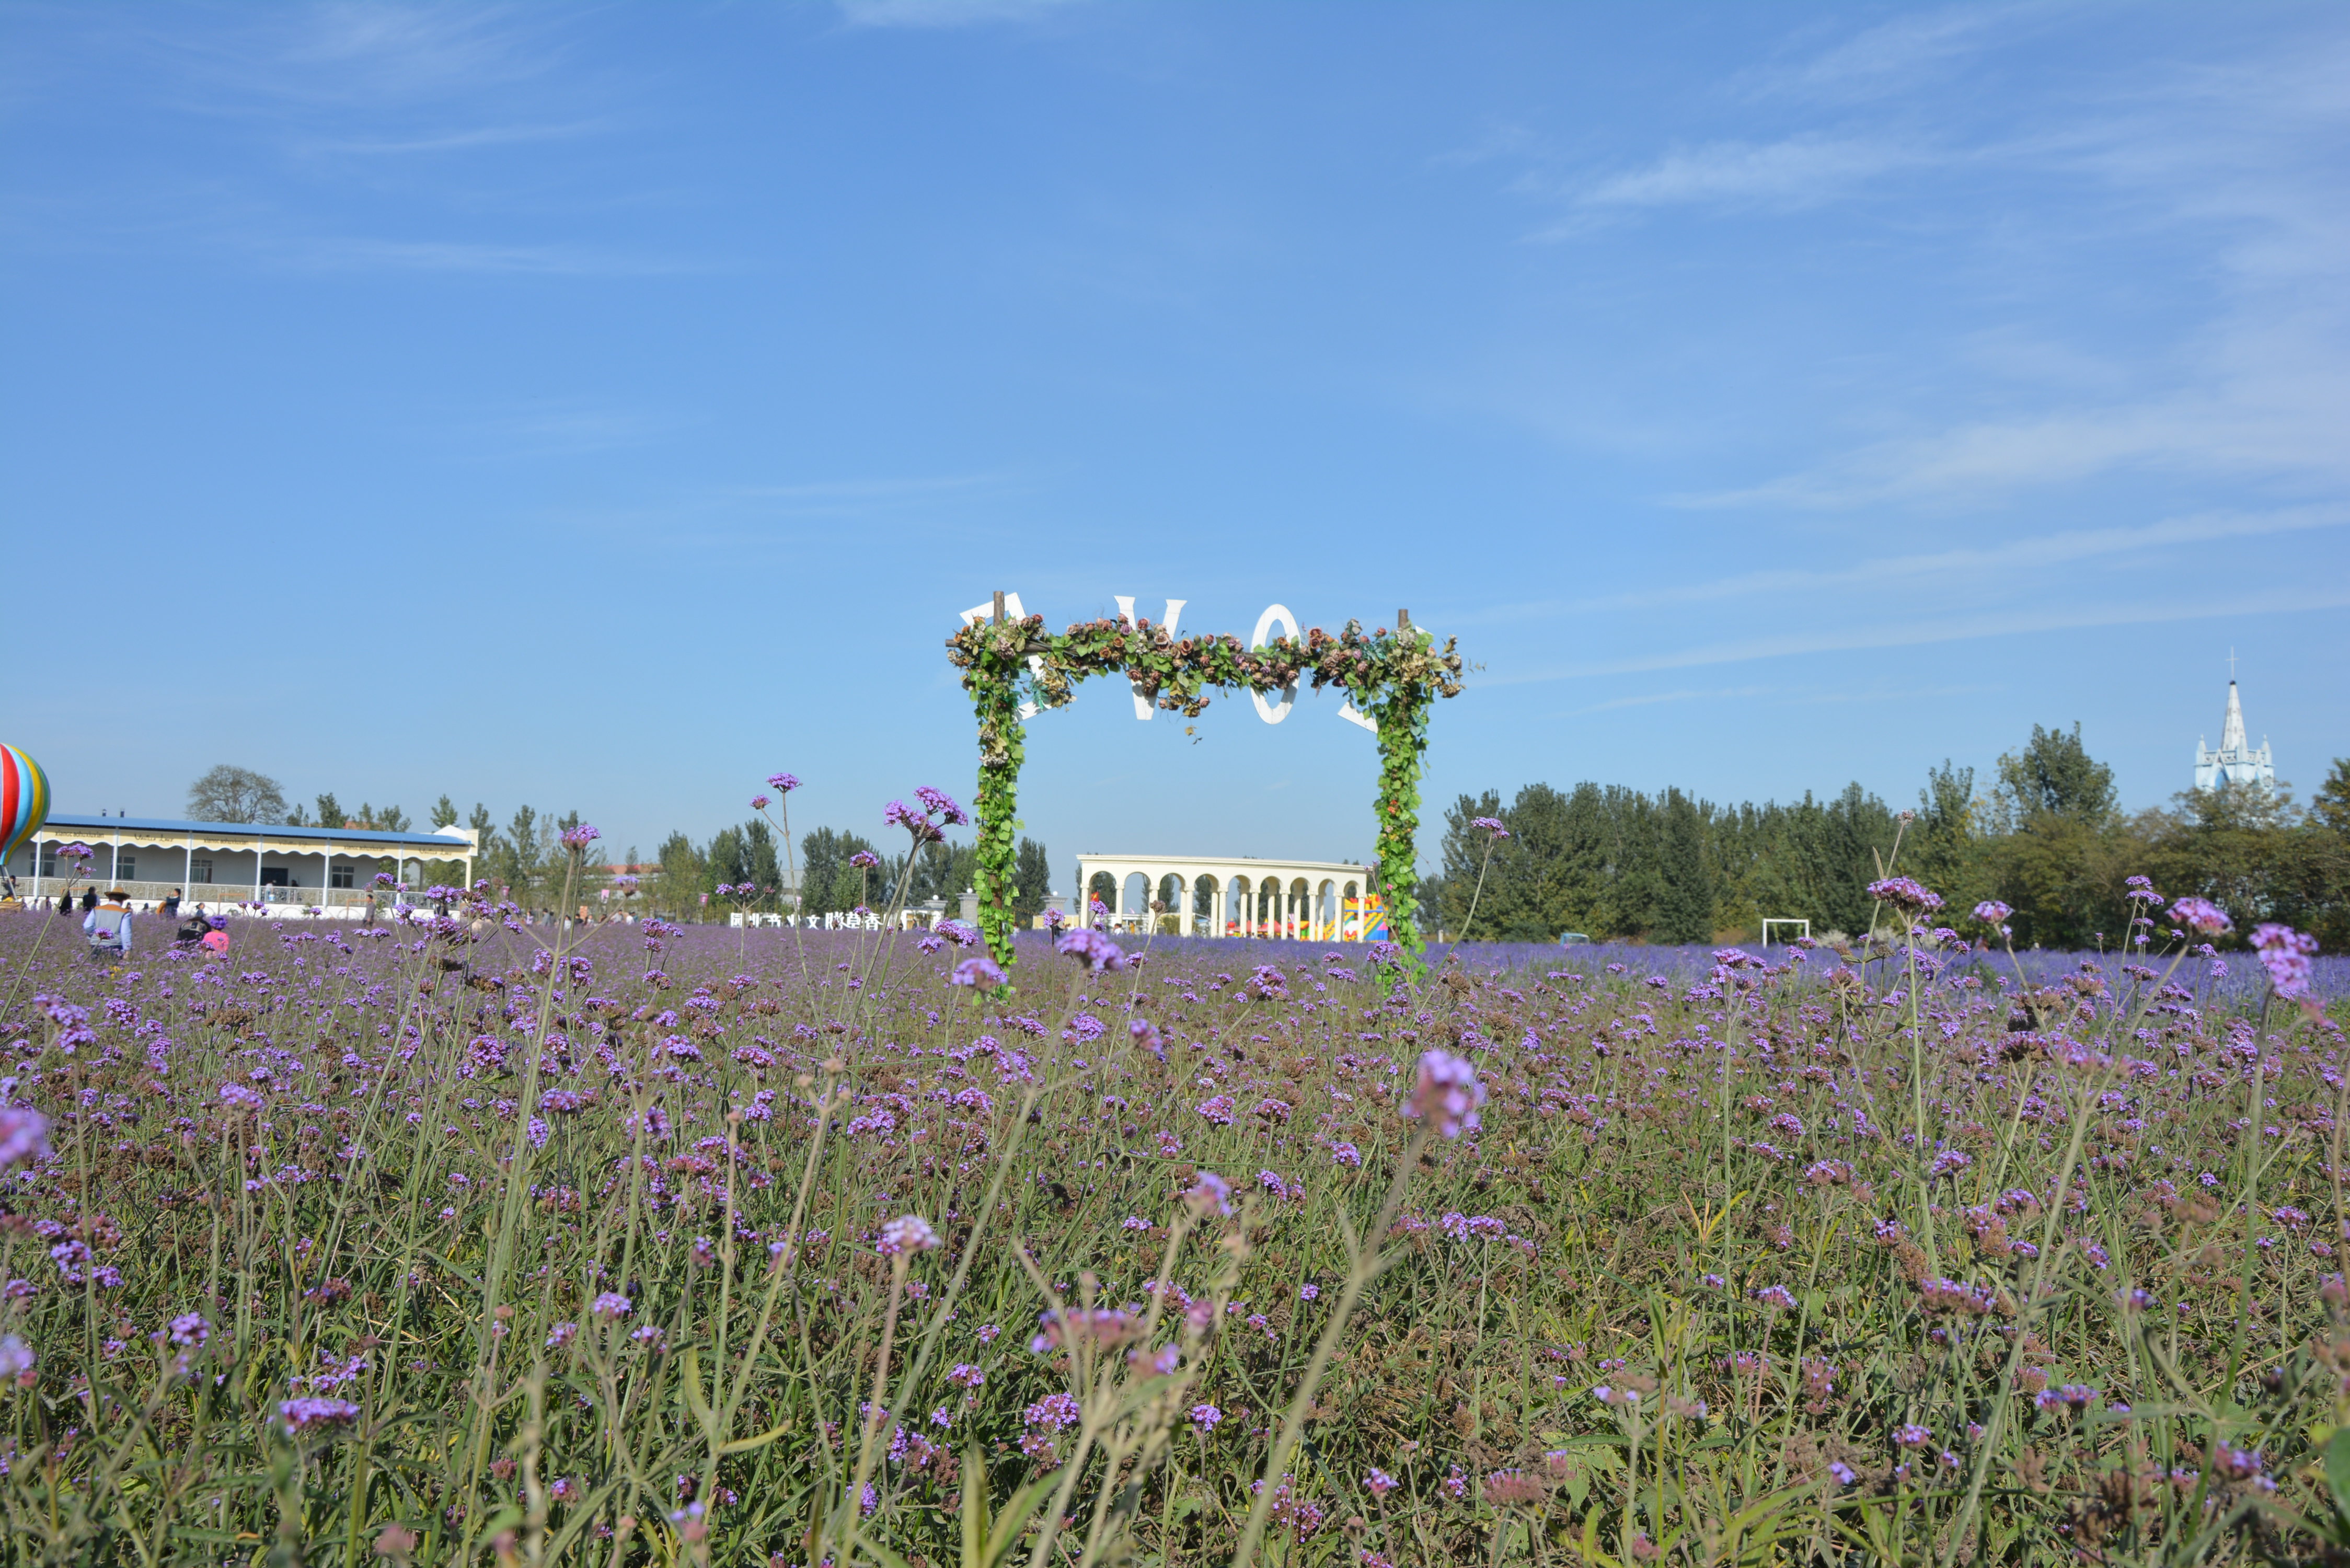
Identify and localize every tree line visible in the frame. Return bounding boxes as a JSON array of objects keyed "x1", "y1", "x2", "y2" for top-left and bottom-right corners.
[
  {"x1": 1423, "y1": 725, "x2": 2350, "y2": 951},
  {"x1": 642, "y1": 818, "x2": 1053, "y2": 924},
  {"x1": 180, "y1": 766, "x2": 1066, "y2": 923}
]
